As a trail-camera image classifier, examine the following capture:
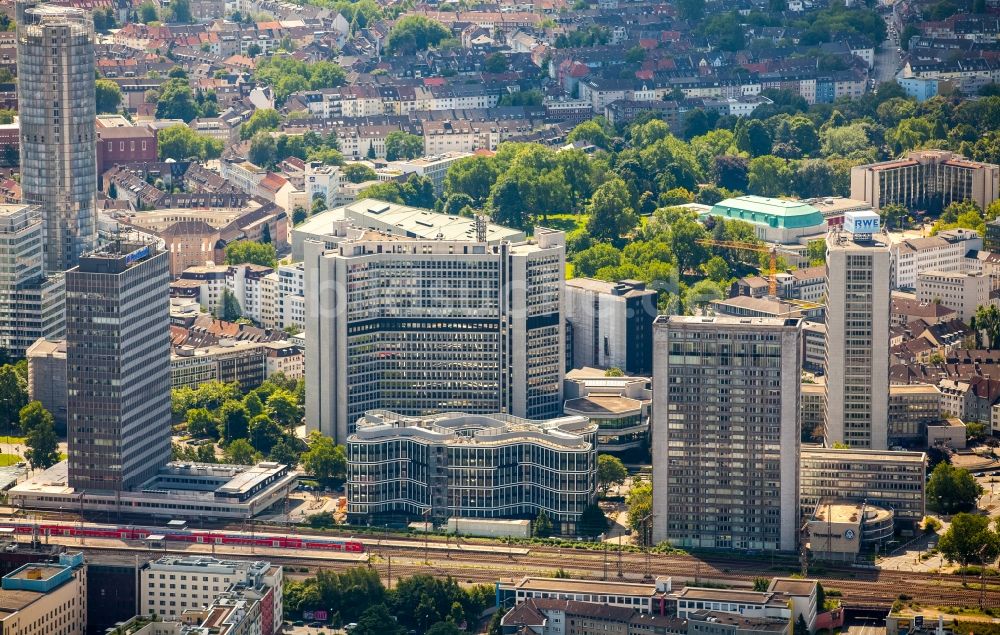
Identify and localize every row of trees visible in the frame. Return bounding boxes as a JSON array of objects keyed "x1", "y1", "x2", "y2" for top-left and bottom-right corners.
[
  {"x1": 284, "y1": 567, "x2": 492, "y2": 634},
  {"x1": 171, "y1": 375, "x2": 347, "y2": 483}
]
